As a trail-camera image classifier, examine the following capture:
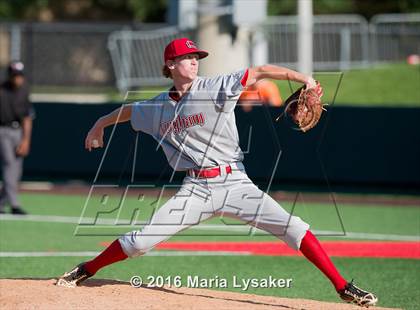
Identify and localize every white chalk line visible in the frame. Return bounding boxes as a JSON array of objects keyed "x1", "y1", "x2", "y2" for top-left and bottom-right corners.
[
  {"x1": 0, "y1": 214, "x2": 419, "y2": 241},
  {"x1": 0, "y1": 251, "x2": 250, "y2": 258}
]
